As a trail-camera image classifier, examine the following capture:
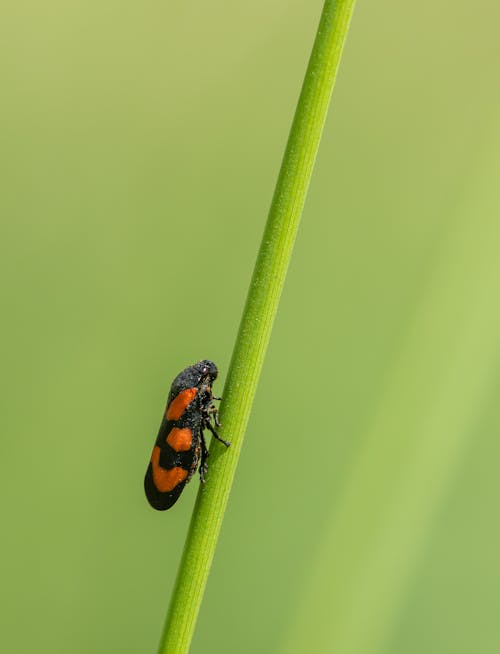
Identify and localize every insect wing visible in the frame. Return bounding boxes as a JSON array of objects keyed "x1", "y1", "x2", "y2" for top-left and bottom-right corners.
[{"x1": 144, "y1": 419, "x2": 193, "y2": 510}]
